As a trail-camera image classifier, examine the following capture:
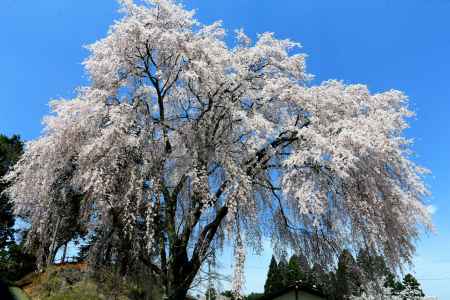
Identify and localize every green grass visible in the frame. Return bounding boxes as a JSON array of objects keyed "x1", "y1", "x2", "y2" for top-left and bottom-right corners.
[
  {"x1": 43, "y1": 281, "x2": 104, "y2": 300},
  {"x1": 9, "y1": 286, "x2": 31, "y2": 300}
]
